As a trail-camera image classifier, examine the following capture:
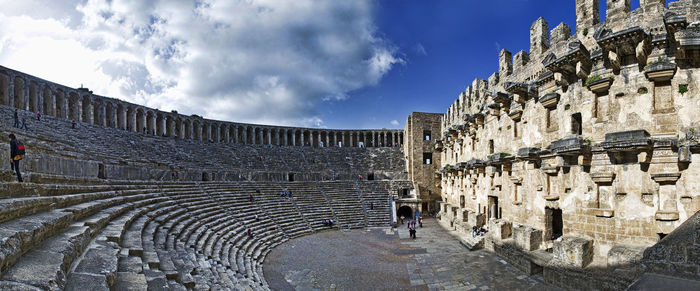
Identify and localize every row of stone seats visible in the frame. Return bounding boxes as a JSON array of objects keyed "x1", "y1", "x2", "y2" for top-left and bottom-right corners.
[
  {"x1": 0, "y1": 179, "x2": 395, "y2": 290},
  {"x1": 0, "y1": 182, "x2": 177, "y2": 289},
  {"x1": 1, "y1": 105, "x2": 405, "y2": 180},
  {"x1": 357, "y1": 181, "x2": 393, "y2": 226},
  {"x1": 318, "y1": 181, "x2": 367, "y2": 229}
]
